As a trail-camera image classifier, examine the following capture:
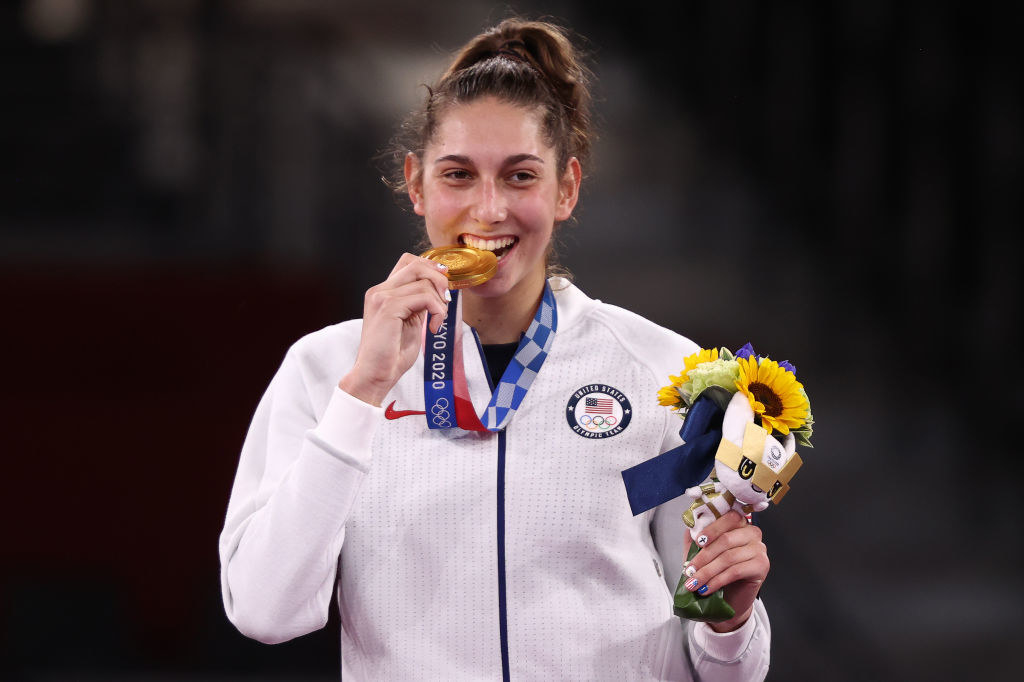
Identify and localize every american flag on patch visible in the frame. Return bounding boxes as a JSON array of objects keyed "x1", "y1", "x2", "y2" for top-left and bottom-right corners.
[{"x1": 585, "y1": 397, "x2": 615, "y2": 414}]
